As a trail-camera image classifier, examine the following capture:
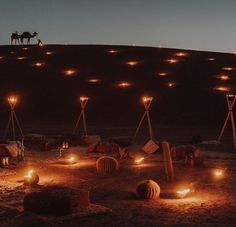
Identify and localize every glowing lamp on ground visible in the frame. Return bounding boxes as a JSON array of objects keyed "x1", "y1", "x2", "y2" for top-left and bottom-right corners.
[
  {"x1": 216, "y1": 75, "x2": 230, "y2": 81},
  {"x1": 213, "y1": 168, "x2": 225, "y2": 179},
  {"x1": 142, "y1": 96, "x2": 153, "y2": 103},
  {"x1": 213, "y1": 86, "x2": 231, "y2": 92},
  {"x1": 33, "y1": 62, "x2": 45, "y2": 67},
  {"x1": 126, "y1": 61, "x2": 138, "y2": 66},
  {"x1": 158, "y1": 72, "x2": 168, "y2": 77},
  {"x1": 166, "y1": 59, "x2": 178, "y2": 64},
  {"x1": 134, "y1": 157, "x2": 144, "y2": 165},
  {"x1": 22, "y1": 47, "x2": 29, "y2": 50},
  {"x1": 175, "y1": 52, "x2": 188, "y2": 57},
  {"x1": 67, "y1": 155, "x2": 77, "y2": 165},
  {"x1": 176, "y1": 188, "x2": 191, "y2": 199},
  {"x1": 208, "y1": 58, "x2": 215, "y2": 61},
  {"x1": 108, "y1": 49, "x2": 118, "y2": 54},
  {"x1": 24, "y1": 170, "x2": 39, "y2": 186},
  {"x1": 8, "y1": 95, "x2": 18, "y2": 108},
  {"x1": 117, "y1": 82, "x2": 132, "y2": 88},
  {"x1": 64, "y1": 69, "x2": 76, "y2": 76},
  {"x1": 222, "y1": 67, "x2": 234, "y2": 71}
]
